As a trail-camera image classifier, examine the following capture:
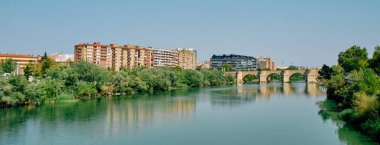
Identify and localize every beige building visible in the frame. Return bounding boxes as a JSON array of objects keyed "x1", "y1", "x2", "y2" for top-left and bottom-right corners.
[
  {"x1": 0, "y1": 53, "x2": 40, "y2": 75},
  {"x1": 0, "y1": 54, "x2": 40, "y2": 69},
  {"x1": 74, "y1": 42, "x2": 113, "y2": 68},
  {"x1": 177, "y1": 48, "x2": 197, "y2": 70},
  {"x1": 257, "y1": 56, "x2": 276, "y2": 70},
  {"x1": 124, "y1": 45, "x2": 153, "y2": 69},
  {"x1": 153, "y1": 49, "x2": 179, "y2": 67},
  {"x1": 74, "y1": 42, "x2": 153, "y2": 71}
]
